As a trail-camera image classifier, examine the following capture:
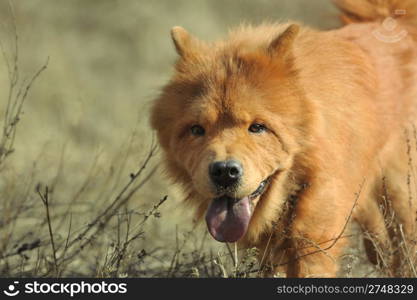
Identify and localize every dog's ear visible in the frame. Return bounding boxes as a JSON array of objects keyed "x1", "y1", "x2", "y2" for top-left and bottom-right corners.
[
  {"x1": 268, "y1": 24, "x2": 300, "y2": 58},
  {"x1": 171, "y1": 26, "x2": 197, "y2": 58}
]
